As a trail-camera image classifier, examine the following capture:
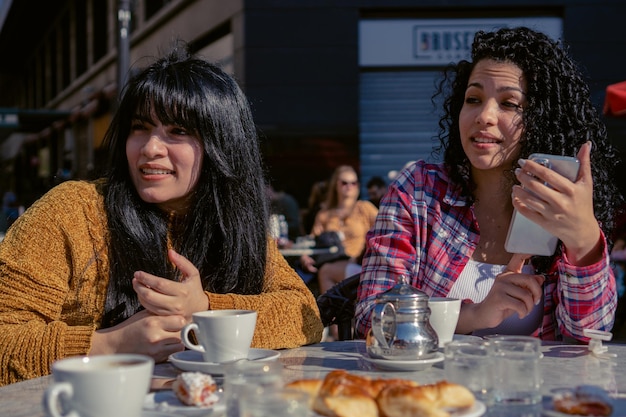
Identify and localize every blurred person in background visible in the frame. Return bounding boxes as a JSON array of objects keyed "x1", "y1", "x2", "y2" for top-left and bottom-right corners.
[
  {"x1": 301, "y1": 166, "x2": 378, "y2": 296},
  {"x1": 1, "y1": 191, "x2": 24, "y2": 233},
  {"x1": 267, "y1": 180, "x2": 302, "y2": 242},
  {"x1": 365, "y1": 176, "x2": 388, "y2": 208},
  {"x1": 302, "y1": 180, "x2": 328, "y2": 235}
]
